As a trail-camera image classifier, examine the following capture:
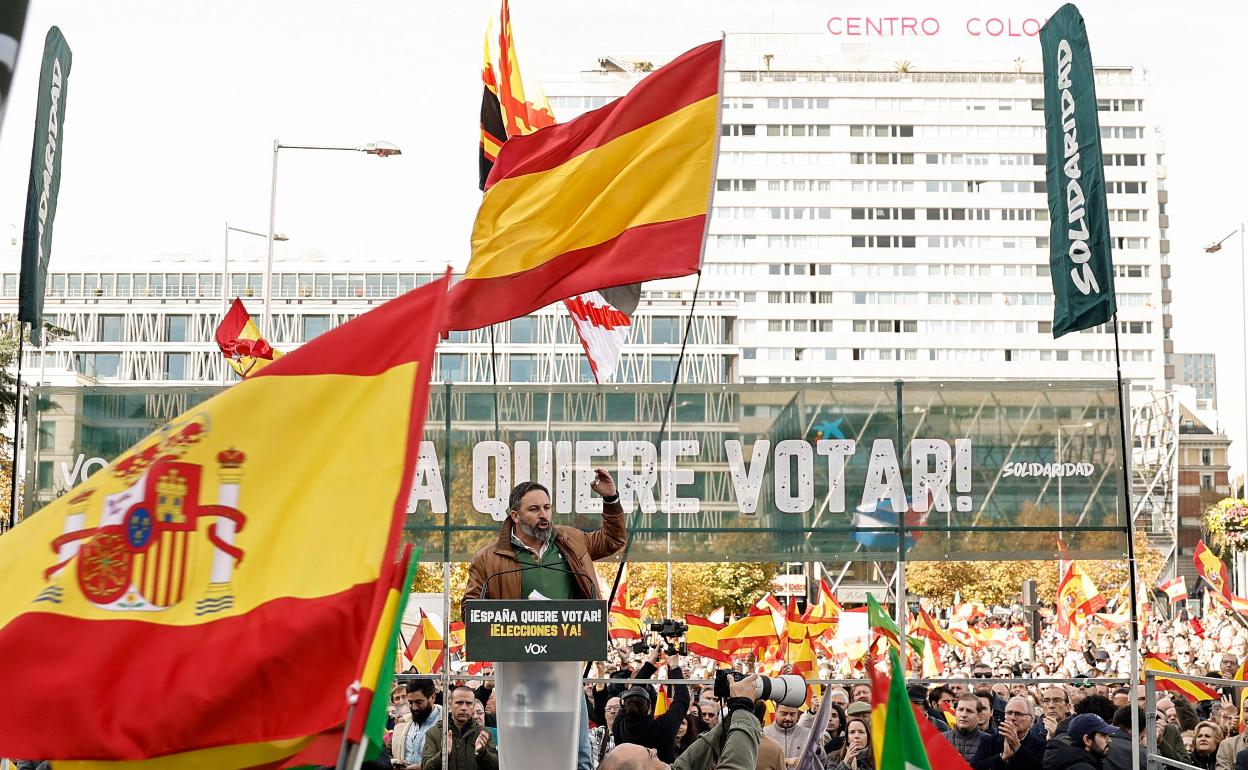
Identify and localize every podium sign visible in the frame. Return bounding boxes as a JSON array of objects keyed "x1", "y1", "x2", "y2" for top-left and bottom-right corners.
[{"x1": 463, "y1": 599, "x2": 607, "y2": 662}]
